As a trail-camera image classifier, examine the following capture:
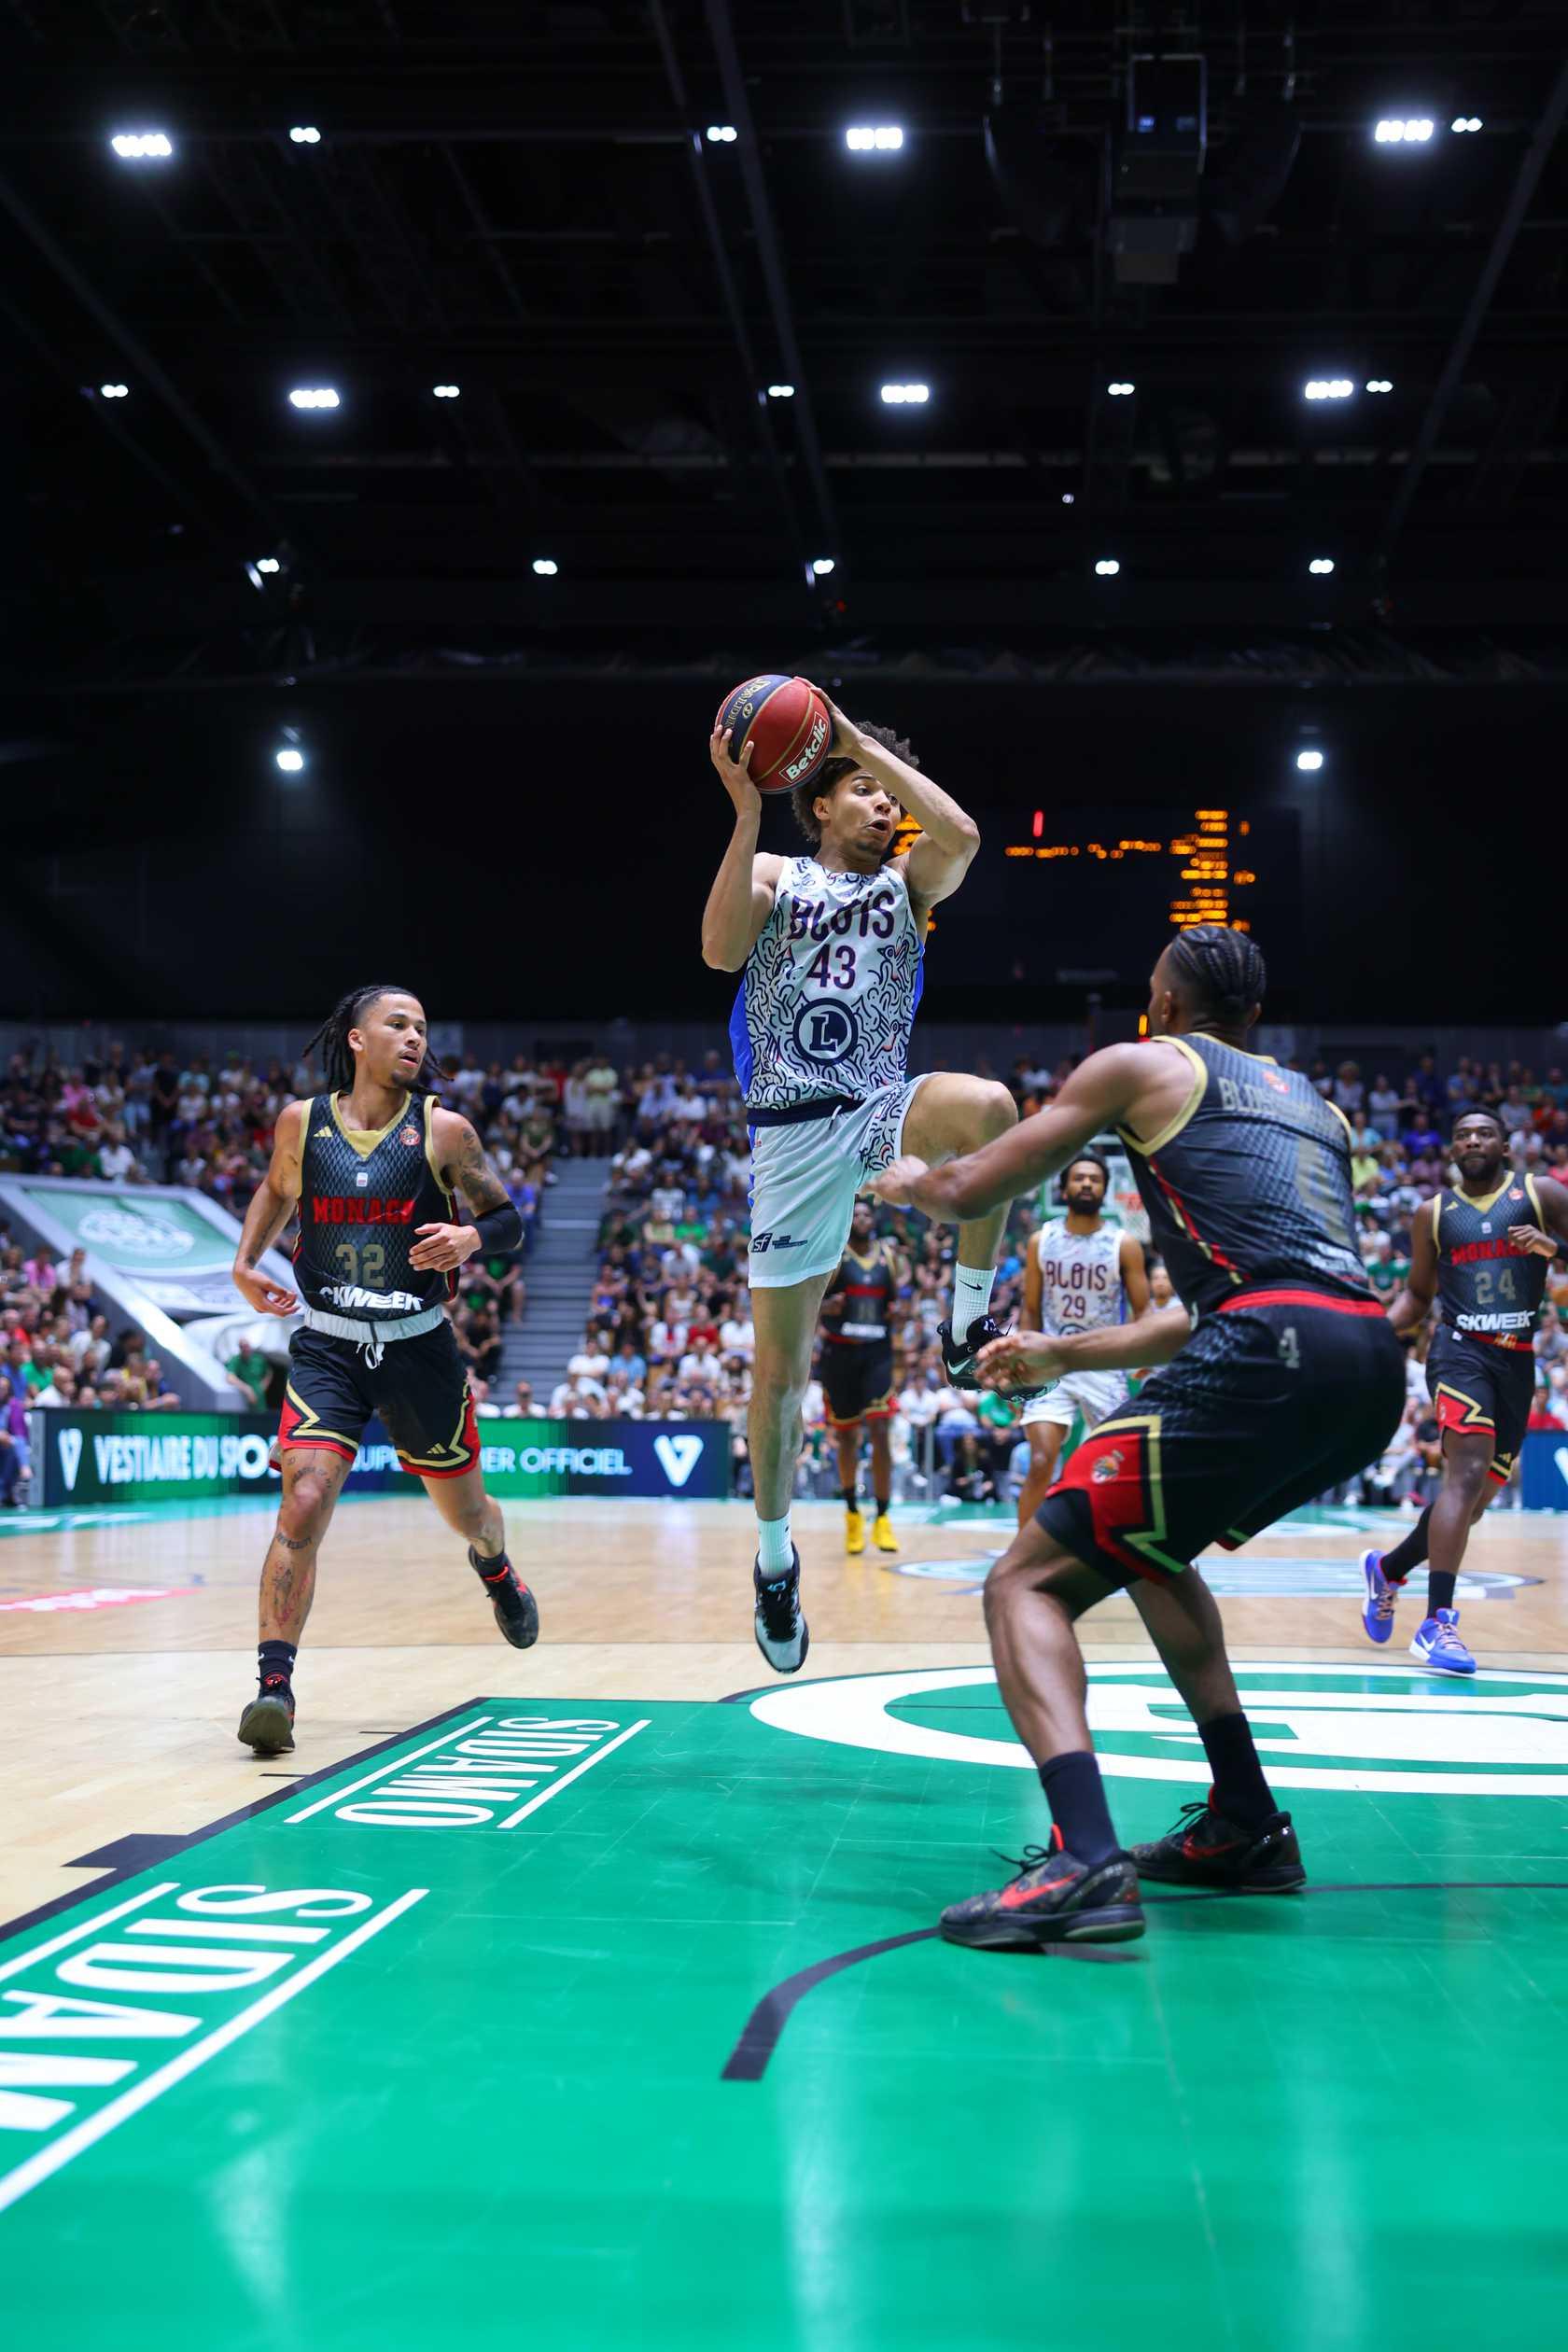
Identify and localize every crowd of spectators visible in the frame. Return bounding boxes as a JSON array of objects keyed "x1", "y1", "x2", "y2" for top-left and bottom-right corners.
[{"x1": 3, "y1": 1033, "x2": 1567, "y2": 1509}]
